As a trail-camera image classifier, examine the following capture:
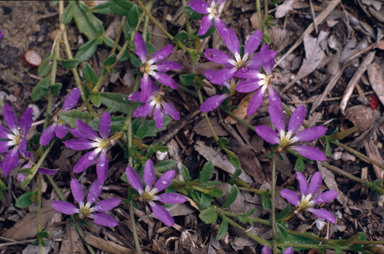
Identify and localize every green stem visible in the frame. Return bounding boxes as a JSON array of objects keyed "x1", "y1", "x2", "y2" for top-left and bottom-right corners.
[
  {"x1": 130, "y1": 200, "x2": 142, "y2": 254},
  {"x1": 271, "y1": 154, "x2": 277, "y2": 253},
  {"x1": 238, "y1": 187, "x2": 267, "y2": 195},
  {"x1": 111, "y1": 16, "x2": 126, "y2": 55},
  {"x1": 181, "y1": 0, "x2": 194, "y2": 34},
  {"x1": 264, "y1": 0, "x2": 268, "y2": 32},
  {"x1": 256, "y1": 0, "x2": 263, "y2": 31},
  {"x1": 142, "y1": 0, "x2": 155, "y2": 41}
]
